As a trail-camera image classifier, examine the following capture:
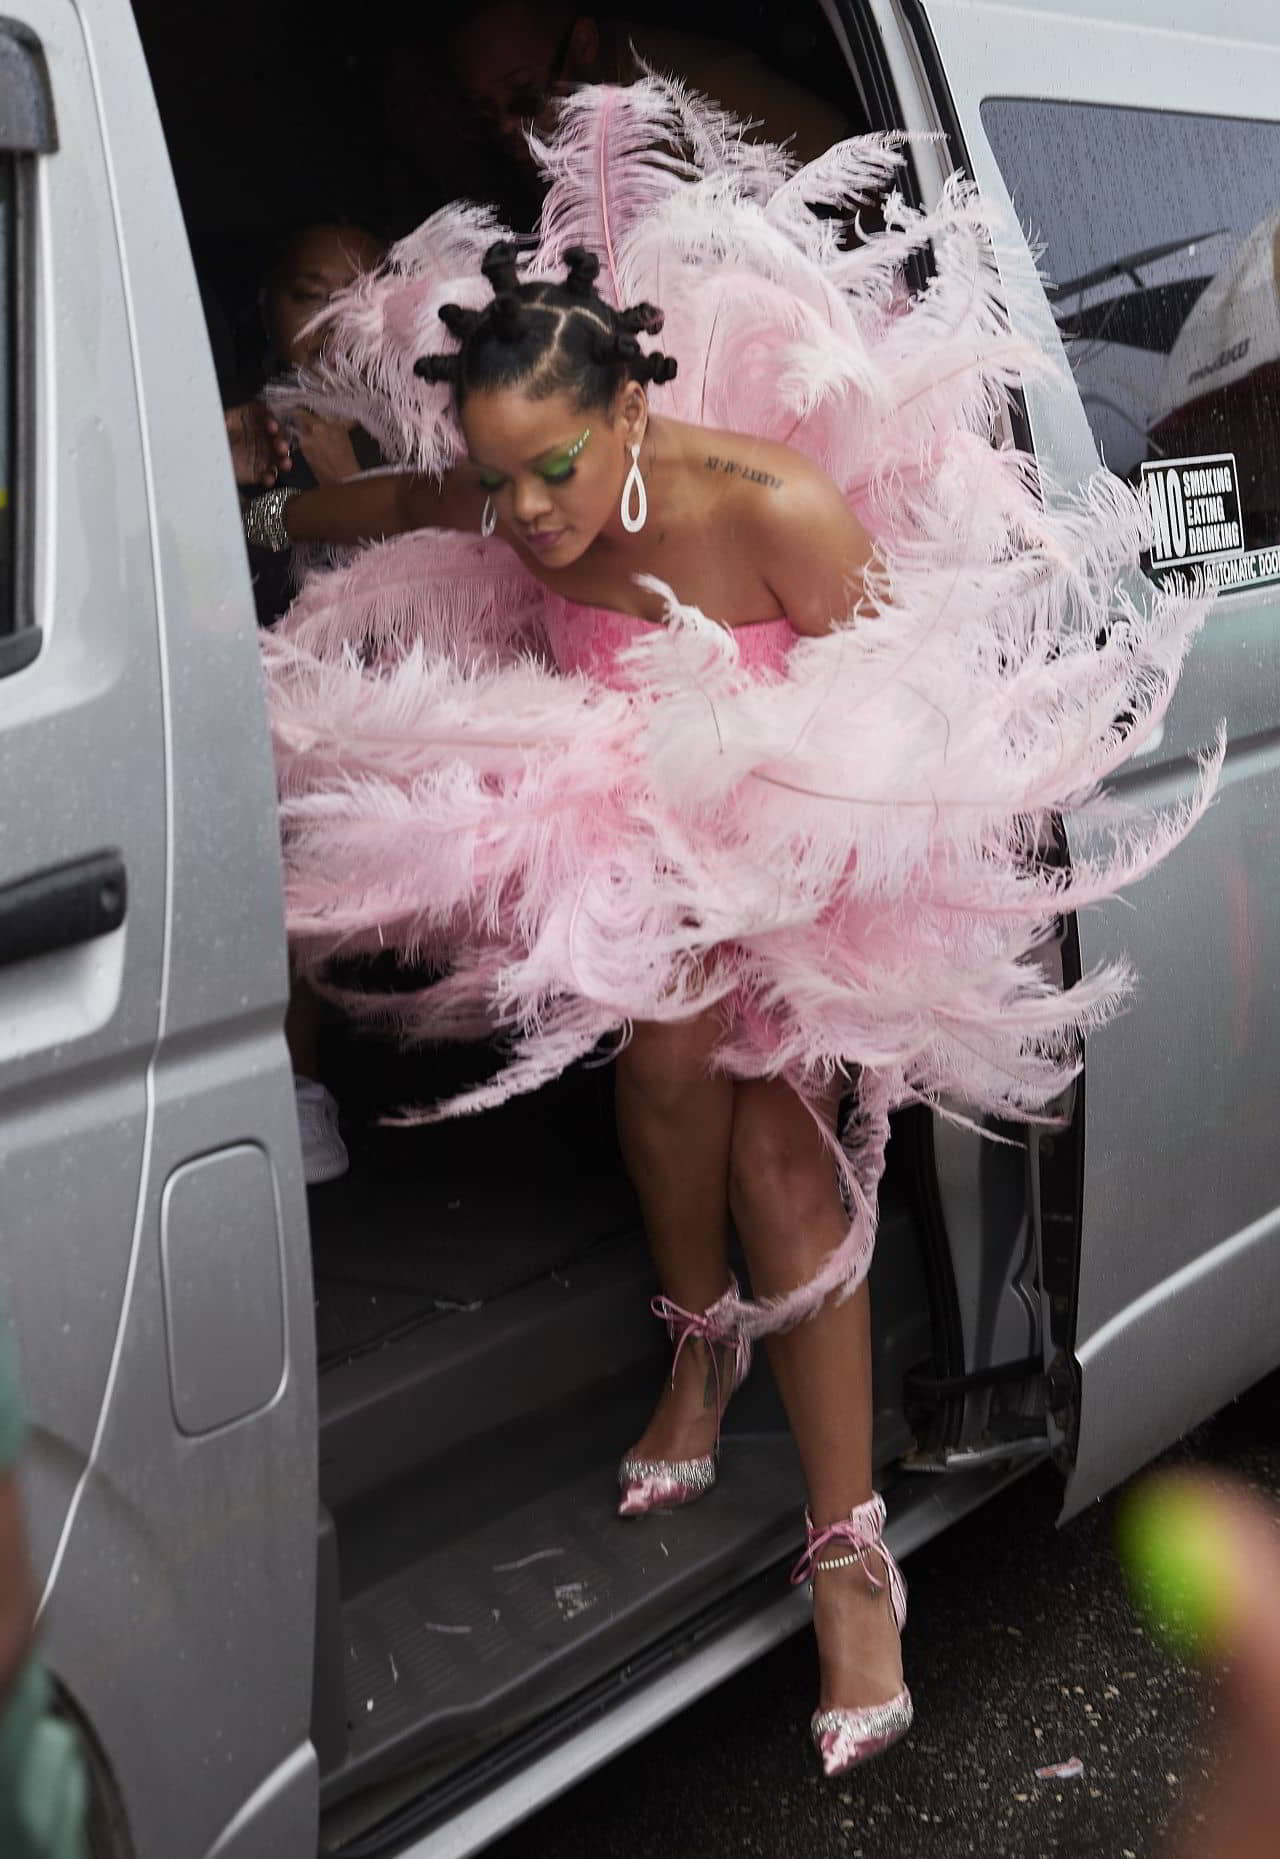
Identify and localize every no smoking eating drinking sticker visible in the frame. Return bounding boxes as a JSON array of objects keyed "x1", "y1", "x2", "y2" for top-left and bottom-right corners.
[
  {"x1": 1139, "y1": 451, "x2": 1280, "y2": 594},
  {"x1": 1140, "y1": 452, "x2": 1243, "y2": 579}
]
